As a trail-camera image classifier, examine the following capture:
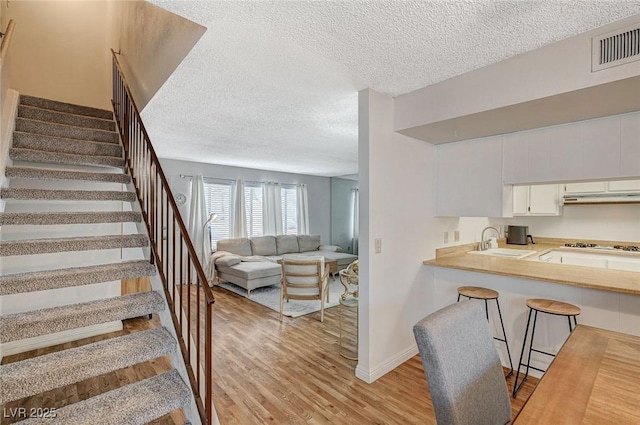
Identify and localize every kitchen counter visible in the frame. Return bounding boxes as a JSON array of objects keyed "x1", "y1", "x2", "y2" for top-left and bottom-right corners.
[{"x1": 423, "y1": 238, "x2": 640, "y2": 295}]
